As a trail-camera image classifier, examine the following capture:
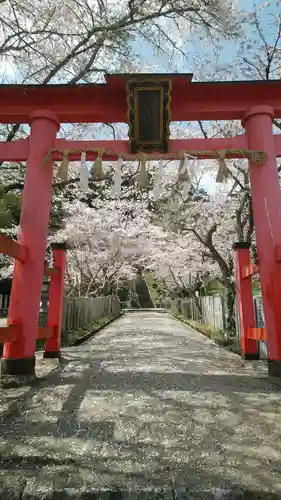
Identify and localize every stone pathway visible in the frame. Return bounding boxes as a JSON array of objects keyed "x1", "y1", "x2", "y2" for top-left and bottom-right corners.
[{"x1": 0, "y1": 311, "x2": 281, "y2": 499}]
